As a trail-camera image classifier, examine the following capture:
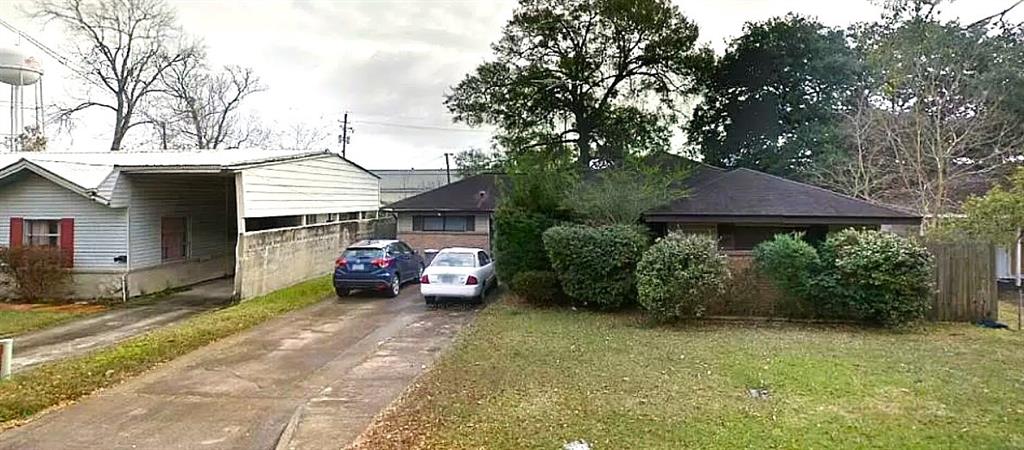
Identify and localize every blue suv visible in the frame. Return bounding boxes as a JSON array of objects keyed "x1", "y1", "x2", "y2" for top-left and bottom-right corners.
[{"x1": 333, "y1": 240, "x2": 425, "y2": 298}]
